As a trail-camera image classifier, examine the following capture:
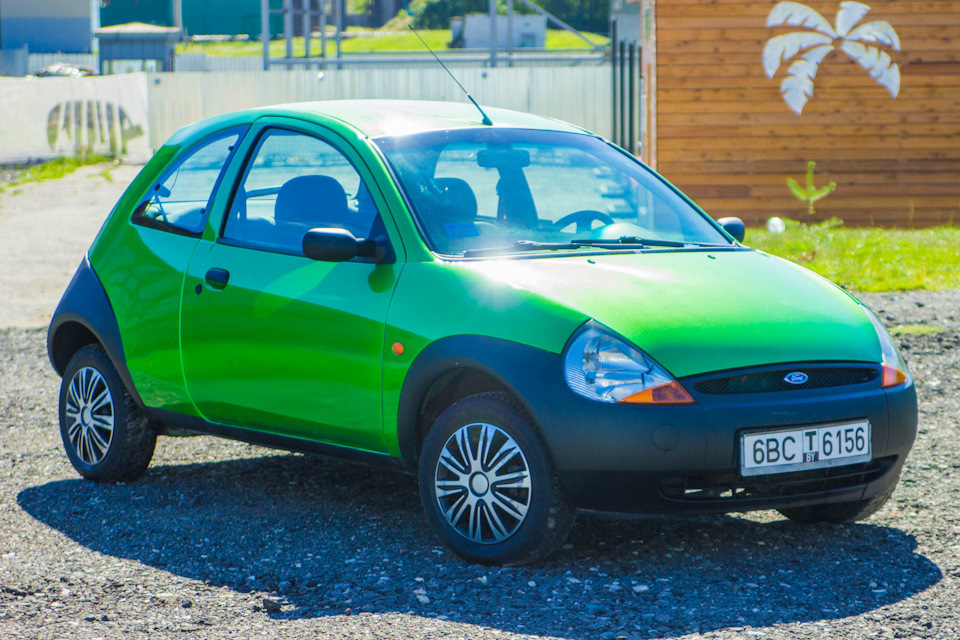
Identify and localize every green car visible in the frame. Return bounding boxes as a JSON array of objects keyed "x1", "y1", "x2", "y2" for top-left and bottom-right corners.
[{"x1": 48, "y1": 100, "x2": 916, "y2": 565}]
